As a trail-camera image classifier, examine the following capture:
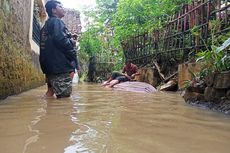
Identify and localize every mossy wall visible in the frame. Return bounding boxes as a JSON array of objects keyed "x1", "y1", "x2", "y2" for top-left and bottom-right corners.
[{"x1": 0, "y1": 0, "x2": 44, "y2": 99}]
